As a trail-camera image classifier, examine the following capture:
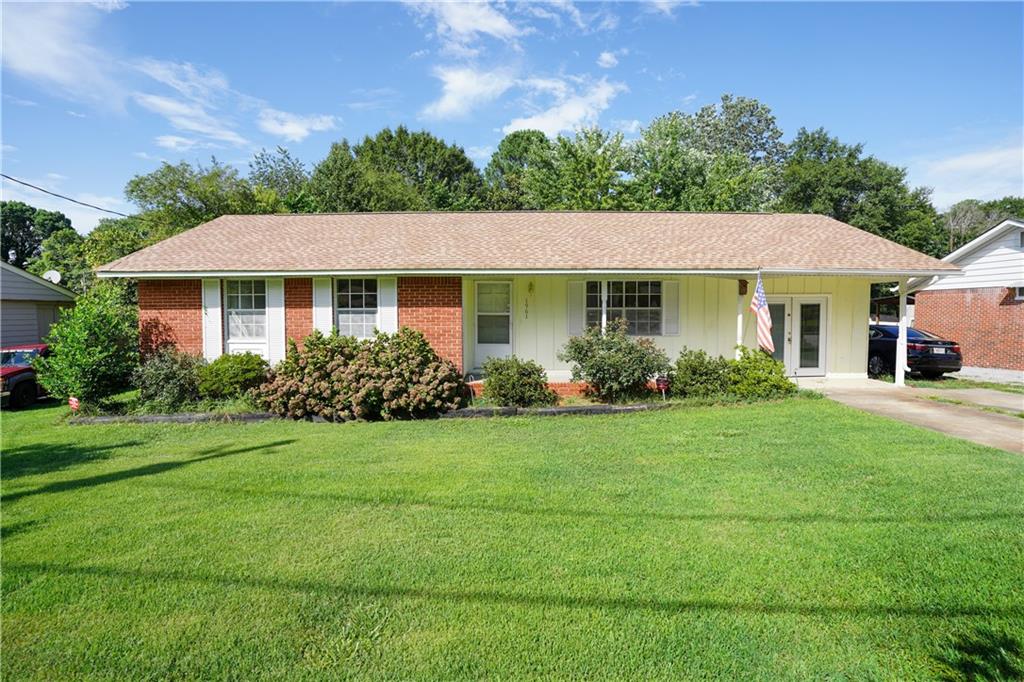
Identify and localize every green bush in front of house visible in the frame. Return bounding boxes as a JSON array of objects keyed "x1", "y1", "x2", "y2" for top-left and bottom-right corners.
[
  {"x1": 559, "y1": 318, "x2": 671, "y2": 403},
  {"x1": 132, "y1": 347, "x2": 205, "y2": 411},
  {"x1": 482, "y1": 355, "x2": 557, "y2": 407},
  {"x1": 34, "y1": 283, "x2": 139, "y2": 403},
  {"x1": 726, "y1": 347, "x2": 797, "y2": 400},
  {"x1": 671, "y1": 347, "x2": 731, "y2": 398},
  {"x1": 198, "y1": 352, "x2": 269, "y2": 400},
  {"x1": 255, "y1": 328, "x2": 468, "y2": 421}
]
